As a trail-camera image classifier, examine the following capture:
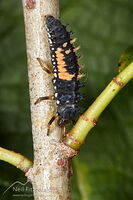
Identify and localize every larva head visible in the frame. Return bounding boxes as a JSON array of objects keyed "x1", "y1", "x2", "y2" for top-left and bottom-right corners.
[
  {"x1": 46, "y1": 16, "x2": 61, "y2": 32},
  {"x1": 45, "y1": 15, "x2": 69, "y2": 43},
  {"x1": 58, "y1": 105, "x2": 81, "y2": 126}
]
